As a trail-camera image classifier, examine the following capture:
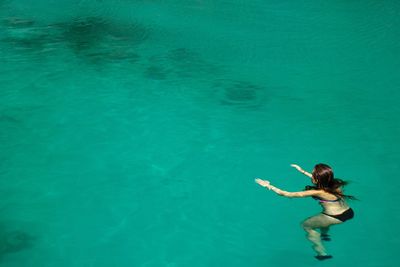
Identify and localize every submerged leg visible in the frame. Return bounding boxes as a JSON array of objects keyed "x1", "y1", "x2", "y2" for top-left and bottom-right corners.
[
  {"x1": 301, "y1": 214, "x2": 341, "y2": 257},
  {"x1": 320, "y1": 227, "x2": 329, "y2": 235},
  {"x1": 320, "y1": 227, "x2": 331, "y2": 241},
  {"x1": 304, "y1": 227, "x2": 326, "y2": 255}
]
